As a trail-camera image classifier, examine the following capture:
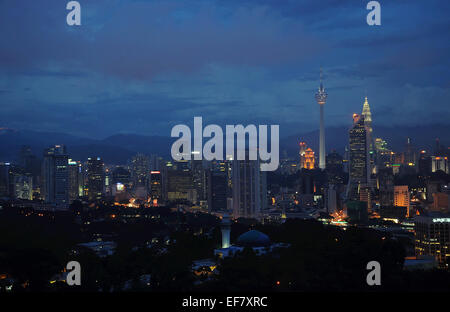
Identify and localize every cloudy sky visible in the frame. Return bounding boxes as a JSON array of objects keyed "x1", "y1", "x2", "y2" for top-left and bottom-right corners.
[{"x1": 0, "y1": 0, "x2": 449, "y2": 138}]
